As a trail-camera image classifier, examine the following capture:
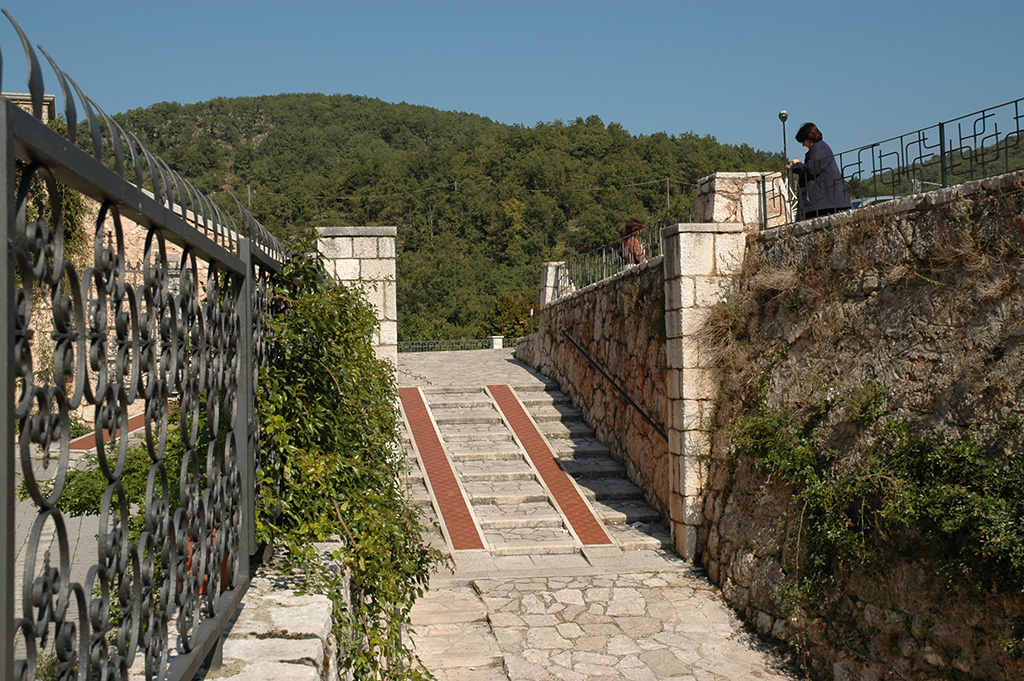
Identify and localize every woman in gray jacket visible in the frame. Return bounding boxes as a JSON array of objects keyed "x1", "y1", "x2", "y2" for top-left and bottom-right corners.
[{"x1": 787, "y1": 122, "x2": 851, "y2": 219}]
